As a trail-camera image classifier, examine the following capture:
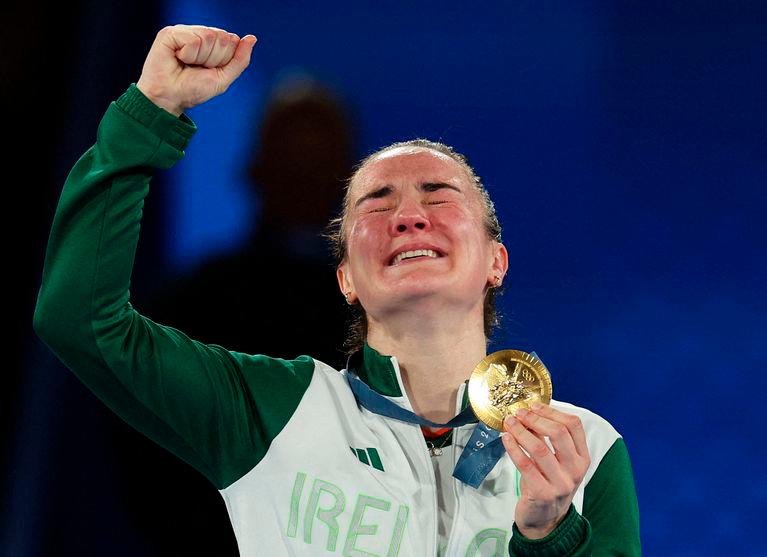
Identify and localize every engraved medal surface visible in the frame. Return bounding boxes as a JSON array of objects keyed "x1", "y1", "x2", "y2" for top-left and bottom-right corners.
[{"x1": 468, "y1": 350, "x2": 553, "y2": 431}]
